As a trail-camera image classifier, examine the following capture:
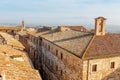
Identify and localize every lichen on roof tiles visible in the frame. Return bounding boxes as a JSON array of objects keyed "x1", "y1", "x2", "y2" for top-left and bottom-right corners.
[{"x1": 41, "y1": 29, "x2": 93, "y2": 57}]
